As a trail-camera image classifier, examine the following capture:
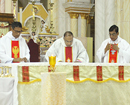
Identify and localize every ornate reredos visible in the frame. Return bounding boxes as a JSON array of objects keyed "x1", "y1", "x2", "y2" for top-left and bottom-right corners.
[{"x1": 17, "y1": 2, "x2": 48, "y2": 33}]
